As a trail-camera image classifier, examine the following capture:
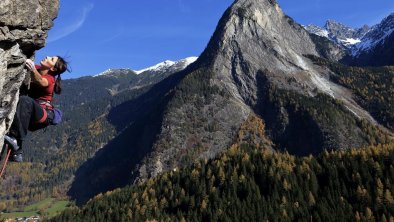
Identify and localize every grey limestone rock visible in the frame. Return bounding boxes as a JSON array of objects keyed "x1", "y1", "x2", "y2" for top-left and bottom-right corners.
[
  {"x1": 0, "y1": 0, "x2": 59, "y2": 152},
  {"x1": 137, "y1": 0, "x2": 384, "y2": 179}
]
